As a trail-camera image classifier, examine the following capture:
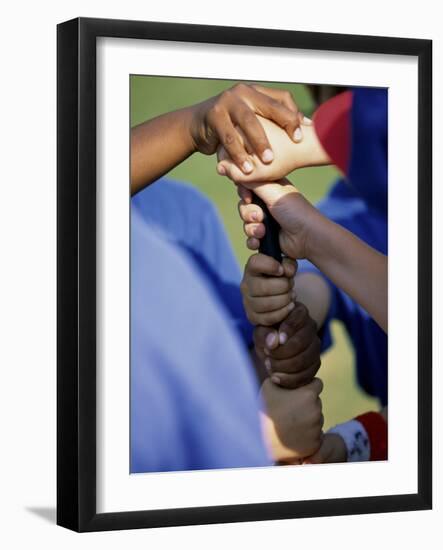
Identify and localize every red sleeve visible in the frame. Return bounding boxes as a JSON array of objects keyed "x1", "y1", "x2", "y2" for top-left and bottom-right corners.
[
  {"x1": 355, "y1": 412, "x2": 388, "y2": 461},
  {"x1": 313, "y1": 90, "x2": 353, "y2": 175}
]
